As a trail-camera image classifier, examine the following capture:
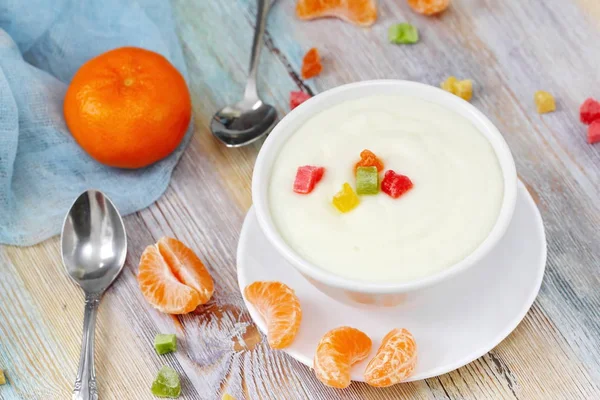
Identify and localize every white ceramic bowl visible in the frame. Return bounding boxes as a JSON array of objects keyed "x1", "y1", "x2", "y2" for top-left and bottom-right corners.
[{"x1": 252, "y1": 80, "x2": 517, "y2": 306}]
